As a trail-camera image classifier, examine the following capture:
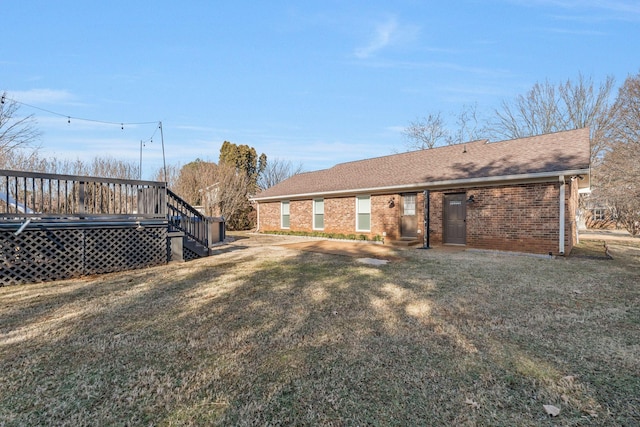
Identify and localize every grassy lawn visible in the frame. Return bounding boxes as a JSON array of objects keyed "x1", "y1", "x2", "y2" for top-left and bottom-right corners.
[{"x1": 1, "y1": 233, "x2": 638, "y2": 426}]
